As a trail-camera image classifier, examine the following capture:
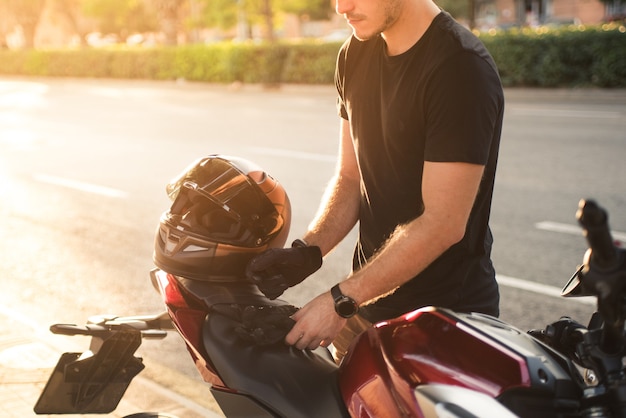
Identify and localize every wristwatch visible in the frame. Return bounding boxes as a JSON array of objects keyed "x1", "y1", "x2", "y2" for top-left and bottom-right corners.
[{"x1": 330, "y1": 284, "x2": 359, "y2": 318}]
